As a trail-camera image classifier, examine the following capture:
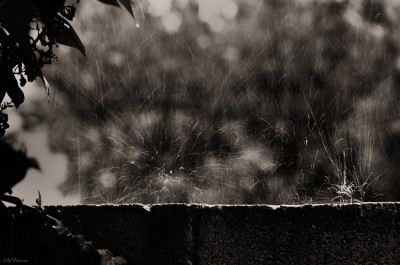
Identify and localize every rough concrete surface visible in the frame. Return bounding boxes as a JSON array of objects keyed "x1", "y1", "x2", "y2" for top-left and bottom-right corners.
[{"x1": 42, "y1": 203, "x2": 400, "y2": 265}]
